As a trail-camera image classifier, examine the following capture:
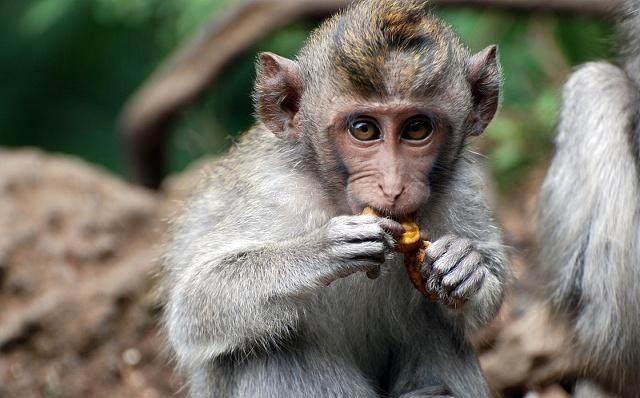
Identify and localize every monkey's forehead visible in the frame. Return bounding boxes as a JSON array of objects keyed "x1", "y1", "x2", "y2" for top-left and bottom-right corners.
[{"x1": 301, "y1": 0, "x2": 468, "y2": 96}]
